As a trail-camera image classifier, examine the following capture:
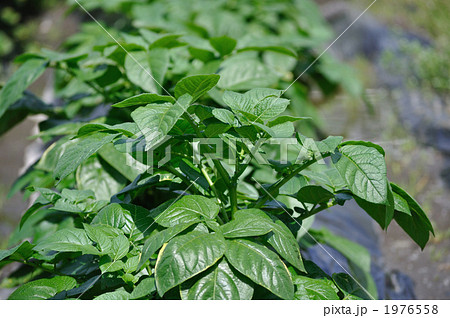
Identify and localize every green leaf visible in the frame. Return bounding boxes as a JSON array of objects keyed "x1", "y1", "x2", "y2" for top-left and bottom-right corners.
[
  {"x1": 138, "y1": 221, "x2": 198, "y2": 270},
  {"x1": 267, "y1": 217, "x2": 305, "y2": 272},
  {"x1": 111, "y1": 174, "x2": 160, "y2": 203},
  {"x1": 100, "y1": 259, "x2": 125, "y2": 273},
  {"x1": 97, "y1": 143, "x2": 145, "y2": 182},
  {"x1": 332, "y1": 273, "x2": 371, "y2": 300},
  {"x1": 211, "y1": 108, "x2": 238, "y2": 126},
  {"x1": 259, "y1": 121, "x2": 295, "y2": 138},
  {"x1": 391, "y1": 183, "x2": 434, "y2": 233},
  {"x1": 390, "y1": 183, "x2": 433, "y2": 249},
  {"x1": 155, "y1": 232, "x2": 226, "y2": 296},
  {"x1": 19, "y1": 201, "x2": 48, "y2": 229},
  {"x1": 76, "y1": 156, "x2": 126, "y2": 201},
  {"x1": 297, "y1": 134, "x2": 343, "y2": 155},
  {"x1": 148, "y1": 47, "x2": 169, "y2": 86},
  {"x1": 332, "y1": 145, "x2": 388, "y2": 204},
  {"x1": 111, "y1": 93, "x2": 175, "y2": 108},
  {"x1": 94, "y1": 289, "x2": 130, "y2": 300},
  {"x1": 279, "y1": 177, "x2": 304, "y2": 195},
  {"x1": 42, "y1": 188, "x2": 105, "y2": 214},
  {"x1": 220, "y1": 209, "x2": 273, "y2": 238},
  {"x1": 0, "y1": 241, "x2": 33, "y2": 265},
  {"x1": 110, "y1": 234, "x2": 130, "y2": 260},
  {"x1": 130, "y1": 277, "x2": 156, "y2": 299},
  {"x1": 296, "y1": 185, "x2": 334, "y2": 205},
  {"x1": 204, "y1": 120, "x2": 230, "y2": 137},
  {"x1": 209, "y1": 36, "x2": 237, "y2": 56},
  {"x1": 38, "y1": 48, "x2": 88, "y2": 63},
  {"x1": 92, "y1": 203, "x2": 155, "y2": 240},
  {"x1": 54, "y1": 132, "x2": 119, "y2": 181},
  {"x1": 183, "y1": 258, "x2": 254, "y2": 300},
  {"x1": 83, "y1": 223, "x2": 120, "y2": 254},
  {"x1": 392, "y1": 192, "x2": 411, "y2": 215},
  {"x1": 124, "y1": 50, "x2": 159, "y2": 93},
  {"x1": 223, "y1": 88, "x2": 289, "y2": 121},
  {"x1": 92, "y1": 203, "x2": 131, "y2": 229},
  {"x1": 188, "y1": 47, "x2": 215, "y2": 62},
  {"x1": 225, "y1": 239, "x2": 294, "y2": 300},
  {"x1": 229, "y1": 207, "x2": 304, "y2": 271},
  {"x1": 155, "y1": 195, "x2": 220, "y2": 227},
  {"x1": 0, "y1": 59, "x2": 47, "y2": 119},
  {"x1": 293, "y1": 276, "x2": 339, "y2": 300},
  {"x1": 34, "y1": 228, "x2": 99, "y2": 255},
  {"x1": 8, "y1": 276, "x2": 76, "y2": 300},
  {"x1": 267, "y1": 116, "x2": 309, "y2": 127},
  {"x1": 237, "y1": 45, "x2": 297, "y2": 58},
  {"x1": 340, "y1": 140, "x2": 385, "y2": 156},
  {"x1": 131, "y1": 94, "x2": 191, "y2": 151},
  {"x1": 77, "y1": 123, "x2": 138, "y2": 137},
  {"x1": 354, "y1": 181, "x2": 395, "y2": 229},
  {"x1": 124, "y1": 255, "x2": 140, "y2": 273},
  {"x1": 315, "y1": 136, "x2": 344, "y2": 154},
  {"x1": 149, "y1": 34, "x2": 185, "y2": 49},
  {"x1": 0, "y1": 91, "x2": 53, "y2": 137},
  {"x1": 174, "y1": 74, "x2": 220, "y2": 103},
  {"x1": 218, "y1": 56, "x2": 279, "y2": 90},
  {"x1": 394, "y1": 211, "x2": 430, "y2": 249}
]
